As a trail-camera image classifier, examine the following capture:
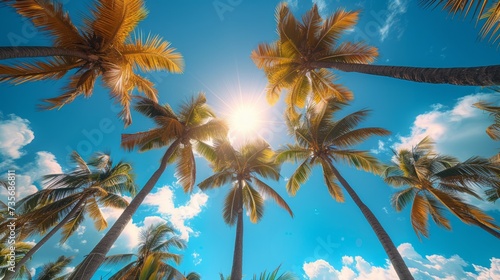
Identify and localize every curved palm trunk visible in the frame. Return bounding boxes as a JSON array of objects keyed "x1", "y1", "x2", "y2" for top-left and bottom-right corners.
[
  {"x1": 0, "y1": 46, "x2": 91, "y2": 61},
  {"x1": 5, "y1": 195, "x2": 89, "y2": 280},
  {"x1": 310, "y1": 61, "x2": 500, "y2": 86},
  {"x1": 68, "y1": 140, "x2": 180, "y2": 280},
  {"x1": 230, "y1": 180, "x2": 244, "y2": 280},
  {"x1": 327, "y1": 161, "x2": 414, "y2": 280}
]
